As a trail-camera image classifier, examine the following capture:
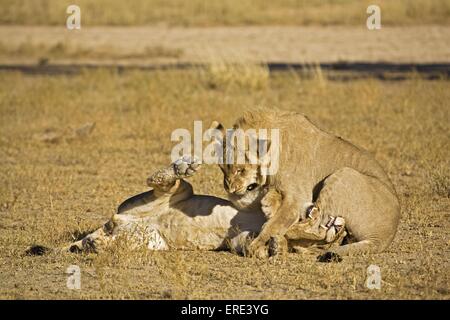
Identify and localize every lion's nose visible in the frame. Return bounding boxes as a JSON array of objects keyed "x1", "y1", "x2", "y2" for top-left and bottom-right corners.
[{"x1": 225, "y1": 180, "x2": 241, "y2": 194}]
